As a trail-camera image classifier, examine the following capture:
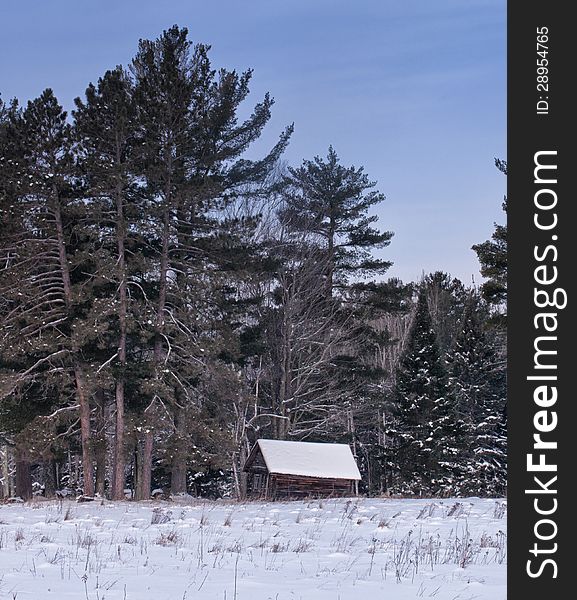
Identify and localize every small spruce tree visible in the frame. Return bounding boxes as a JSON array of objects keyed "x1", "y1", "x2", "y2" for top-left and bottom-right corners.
[
  {"x1": 446, "y1": 296, "x2": 507, "y2": 496},
  {"x1": 391, "y1": 289, "x2": 452, "y2": 495}
]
